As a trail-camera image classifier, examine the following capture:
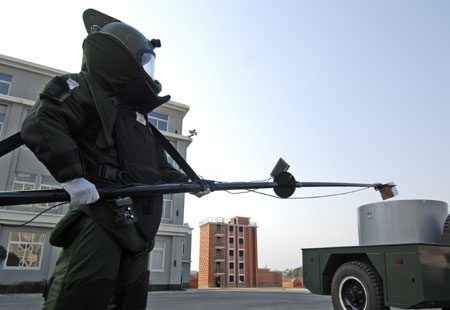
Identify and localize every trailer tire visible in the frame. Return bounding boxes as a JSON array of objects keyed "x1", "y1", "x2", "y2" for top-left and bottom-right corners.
[
  {"x1": 443, "y1": 214, "x2": 450, "y2": 234},
  {"x1": 331, "y1": 261, "x2": 388, "y2": 310}
]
